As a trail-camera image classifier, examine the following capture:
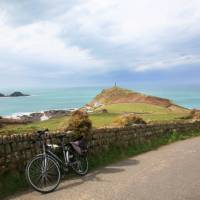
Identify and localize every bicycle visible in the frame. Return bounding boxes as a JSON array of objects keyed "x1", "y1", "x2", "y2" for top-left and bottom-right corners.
[{"x1": 25, "y1": 129, "x2": 89, "y2": 193}]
